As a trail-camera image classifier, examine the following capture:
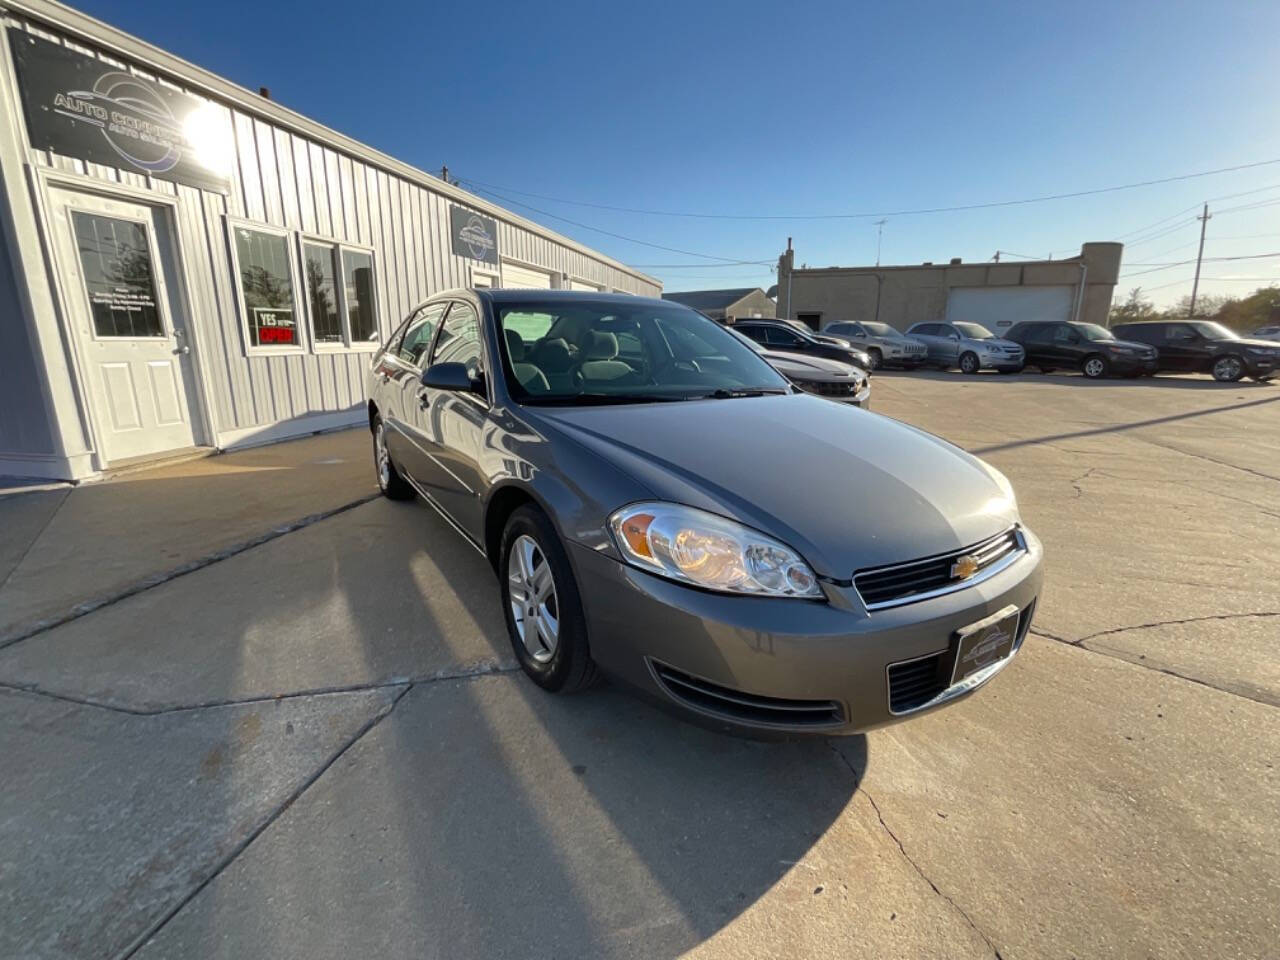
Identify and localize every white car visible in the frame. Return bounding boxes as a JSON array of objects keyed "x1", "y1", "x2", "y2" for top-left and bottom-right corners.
[{"x1": 1251, "y1": 325, "x2": 1280, "y2": 343}]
